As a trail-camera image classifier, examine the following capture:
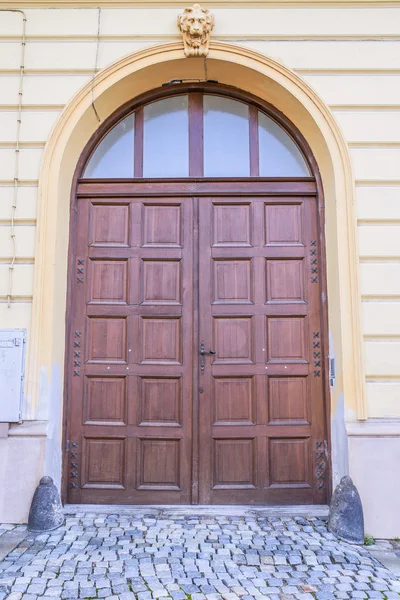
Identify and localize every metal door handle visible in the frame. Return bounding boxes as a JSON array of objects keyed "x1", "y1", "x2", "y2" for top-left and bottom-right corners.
[{"x1": 200, "y1": 340, "x2": 215, "y2": 373}]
